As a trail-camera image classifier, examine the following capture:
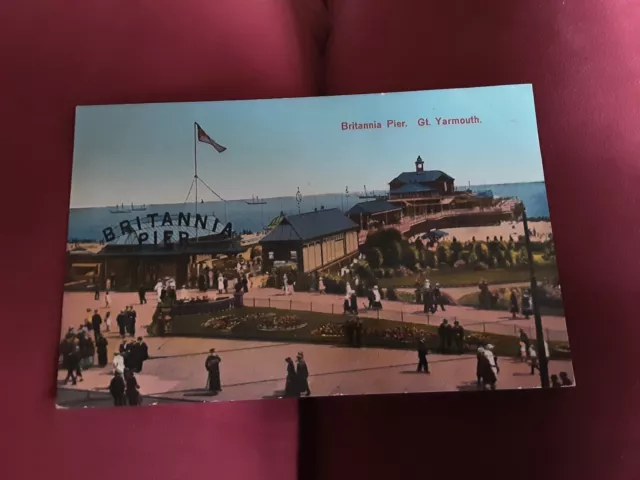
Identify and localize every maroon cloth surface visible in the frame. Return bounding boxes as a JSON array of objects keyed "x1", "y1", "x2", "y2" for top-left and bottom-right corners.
[
  {"x1": 314, "y1": 0, "x2": 640, "y2": 479},
  {"x1": 2, "y1": 0, "x2": 640, "y2": 478},
  {"x1": 0, "y1": 0, "x2": 326, "y2": 478}
]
